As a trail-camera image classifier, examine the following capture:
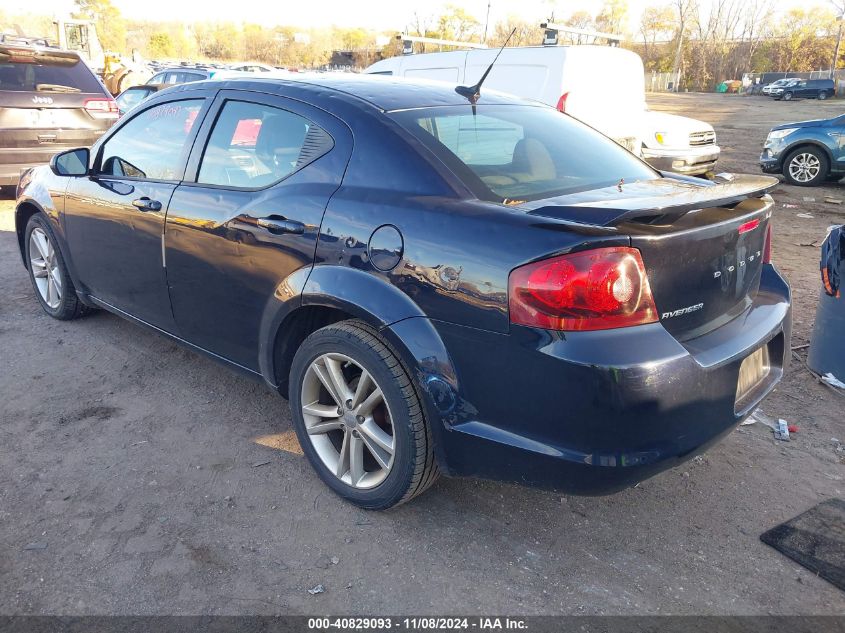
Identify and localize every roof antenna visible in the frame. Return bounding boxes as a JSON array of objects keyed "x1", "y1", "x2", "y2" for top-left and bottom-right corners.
[{"x1": 455, "y1": 28, "x2": 517, "y2": 105}]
